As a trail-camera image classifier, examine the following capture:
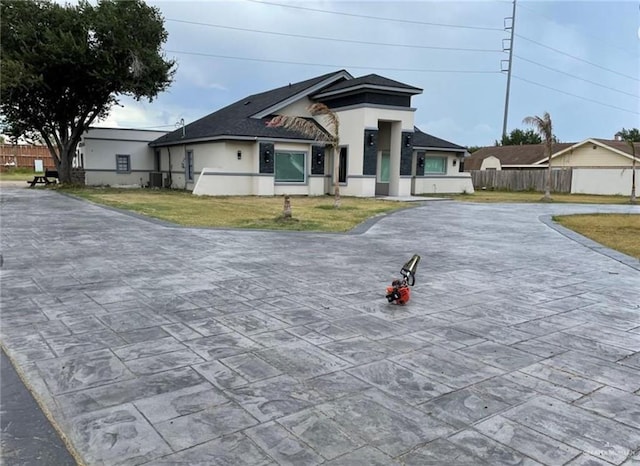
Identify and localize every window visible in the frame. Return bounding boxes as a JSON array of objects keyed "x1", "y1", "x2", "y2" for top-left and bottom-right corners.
[
  {"x1": 339, "y1": 147, "x2": 348, "y2": 183},
  {"x1": 379, "y1": 151, "x2": 390, "y2": 183},
  {"x1": 185, "y1": 150, "x2": 194, "y2": 181},
  {"x1": 424, "y1": 157, "x2": 447, "y2": 174},
  {"x1": 116, "y1": 154, "x2": 130, "y2": 173},
  {"x1": 275, "y1": 151, "x2": 305, "y2": 183}
]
